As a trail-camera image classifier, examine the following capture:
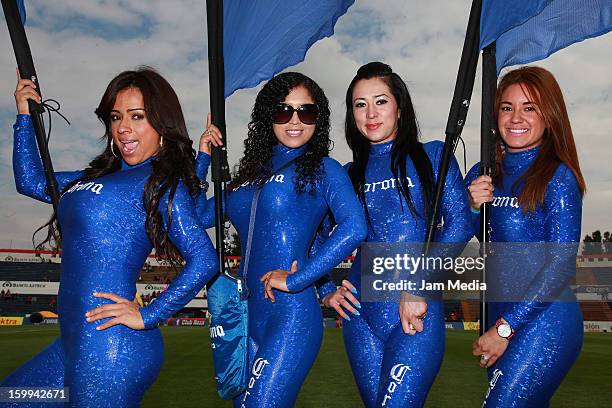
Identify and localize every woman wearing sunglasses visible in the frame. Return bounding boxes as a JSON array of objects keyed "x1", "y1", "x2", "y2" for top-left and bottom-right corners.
[
  {"x1": 466, "y1": 66, "x2": 585, "y2": 406},
  {"x1": 197, "y1": 72, "x2": 367, "y2": 407},
  {"x1": 319, "y1": 62, "x2": 471, "y2": 407}
]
